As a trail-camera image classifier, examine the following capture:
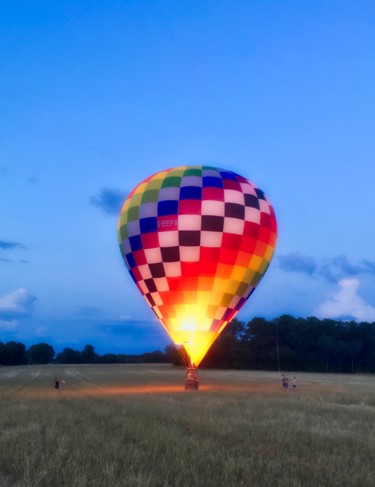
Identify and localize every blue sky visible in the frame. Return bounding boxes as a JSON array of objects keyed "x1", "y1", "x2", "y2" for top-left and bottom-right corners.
[{"x1": 1, "y1": 0, "x2": 375, "y2": 354}]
